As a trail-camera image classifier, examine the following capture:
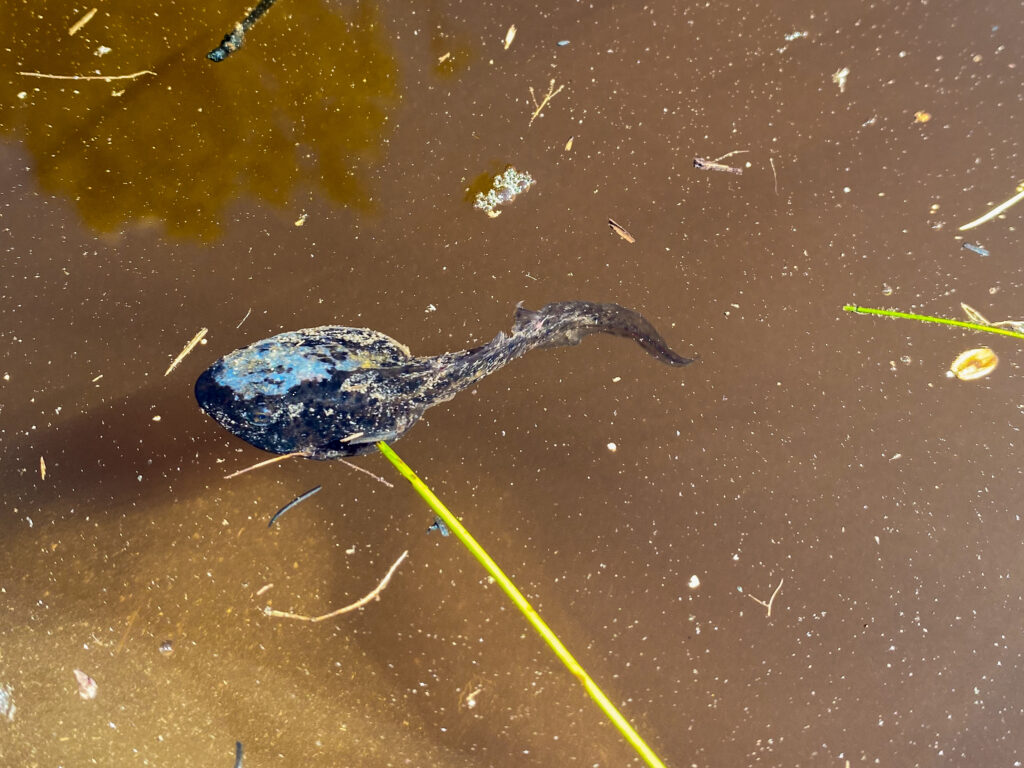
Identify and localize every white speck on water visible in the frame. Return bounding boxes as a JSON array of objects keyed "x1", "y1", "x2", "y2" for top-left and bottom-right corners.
[
  {"x1": 688, "y1": 575, "x2": 700, "y2": 589},
  {"x1": 607, "y1": 442, "x2": 617, "y2": 452}
]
